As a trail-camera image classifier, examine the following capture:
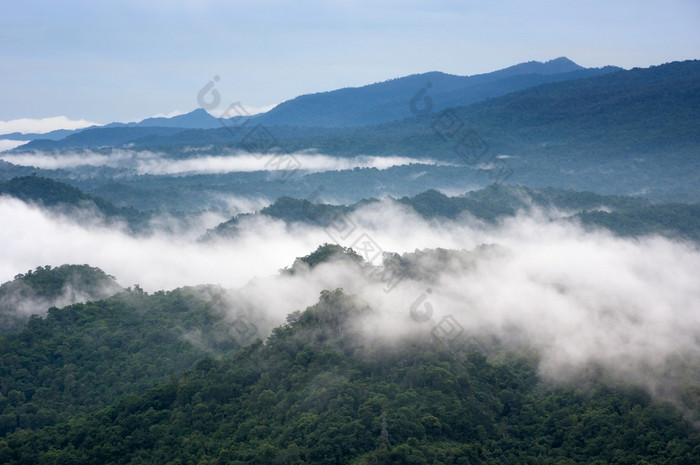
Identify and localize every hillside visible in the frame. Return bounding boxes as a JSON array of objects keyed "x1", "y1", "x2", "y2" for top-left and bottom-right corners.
[
  {"x1": 205, "y1": 186, "x2": 700, "y2": 243},
  {"x1": 6, "y1": 61, "x2": 698, "y2": 203},
  {"x1": 0, "y1": 176, "x2": 150, "y2": 231},
  {"x1": 252, "y1": 59, "x2": 700, "y2": 161},
  {"x1": 2, "y1": 288, "x2": 697, "y2": 463},
  {"x1": 253, "y1": 57, "x2": 620, "y2": 127},
  {"x1": 0, "y1": 265, "x2": 123, "y2": 335},
  {"x1": 0, "y1": 285, "x2": 248, "y2": 436},
  {"x1": 17, "y1": 126, "x2": 185, "y2": 151},
  {"x1": 257, "y1": 60, "x2": 700, "y2": 163},
  {"x1": 117, "y1": 108, "x2": 221, "y2": 129}
]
